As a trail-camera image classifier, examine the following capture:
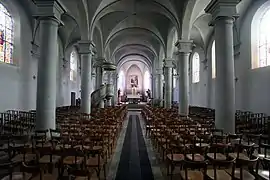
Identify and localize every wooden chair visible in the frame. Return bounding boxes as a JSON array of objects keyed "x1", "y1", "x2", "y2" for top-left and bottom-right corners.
[
  {"x1": 180, "y1": 159, "x2": 208, "y2": 180},
  {"x1": 225, "y1": 155, "x2": 258, "y2": 180}
]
